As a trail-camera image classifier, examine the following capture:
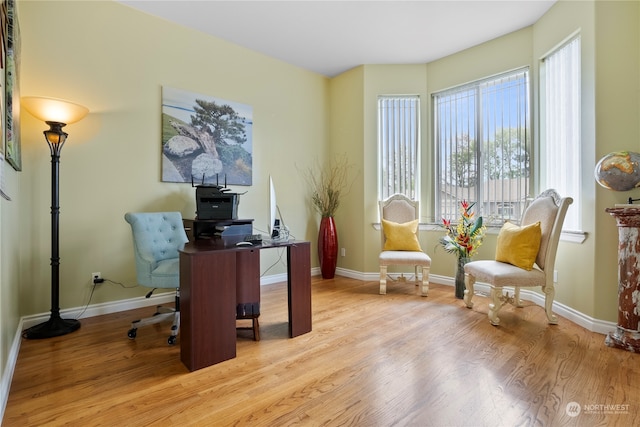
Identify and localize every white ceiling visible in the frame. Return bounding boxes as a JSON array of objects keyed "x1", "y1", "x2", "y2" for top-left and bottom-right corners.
[{"x1": 118, "y1": 0, "x2": 556, "y2": 77}]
